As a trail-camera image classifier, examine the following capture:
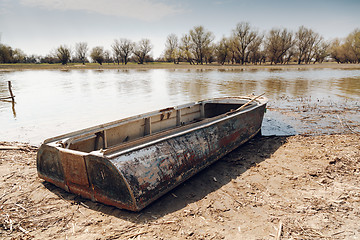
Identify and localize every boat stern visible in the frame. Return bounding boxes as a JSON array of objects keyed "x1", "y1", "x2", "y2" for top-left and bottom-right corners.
[
  {"x1": 37, "y1": 142, "x2": 139, "y2": 211},
  {"x1": 37, "y1": 144, "x2": 67, "y2": 190},
  {"x1": 37, "y1": 144, "x2": 94, "y2": 200}
]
